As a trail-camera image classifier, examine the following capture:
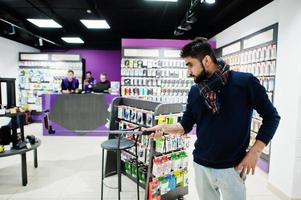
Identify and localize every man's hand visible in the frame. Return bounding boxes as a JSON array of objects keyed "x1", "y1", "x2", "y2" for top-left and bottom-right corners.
[
  {"x1": 62, "y1": 90, "x2": 69, "y2": 94},
  {"x1": 236, "y1": 140, "x2": 266, "y2": 178},
  {"x1": 145, "y1": 123, "x2": 185, "y2": 139},
  {"x1": 145, "y1": 124, "x2": 166, "y2": 139}
]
